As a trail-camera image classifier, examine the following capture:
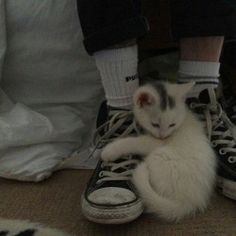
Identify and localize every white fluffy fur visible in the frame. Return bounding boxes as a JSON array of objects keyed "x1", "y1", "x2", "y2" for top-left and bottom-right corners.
[
  {"x1": 101, "y1": 82, "x2": 217, "y2": 221},
  {"x1": 0, "y1": 218, "x2": 71, "y2": 236}
]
